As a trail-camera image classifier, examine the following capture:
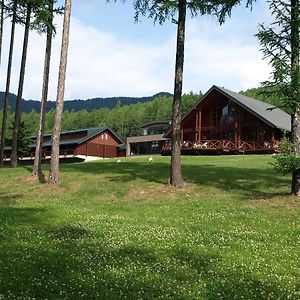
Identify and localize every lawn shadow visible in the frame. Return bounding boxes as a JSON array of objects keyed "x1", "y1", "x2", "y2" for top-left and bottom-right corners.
[
  {"x1": 172, "y1": 248, "x2": 295, "y2": 300},
  {"x1": 0, "y1": 219, "x2": 296, "y2": 299},
  {"x1": 0, "y1": 192, "x2": 24, "y2": 205},
  {"x1": 47, "y1": 224, "x2": 90, "y2": 244},
  {"x1": 64, "y1": 159, "x2": 290, "y2": 200},
  {"x1": 0, "y1": 206, "x2": 48, "y2": 226}
]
